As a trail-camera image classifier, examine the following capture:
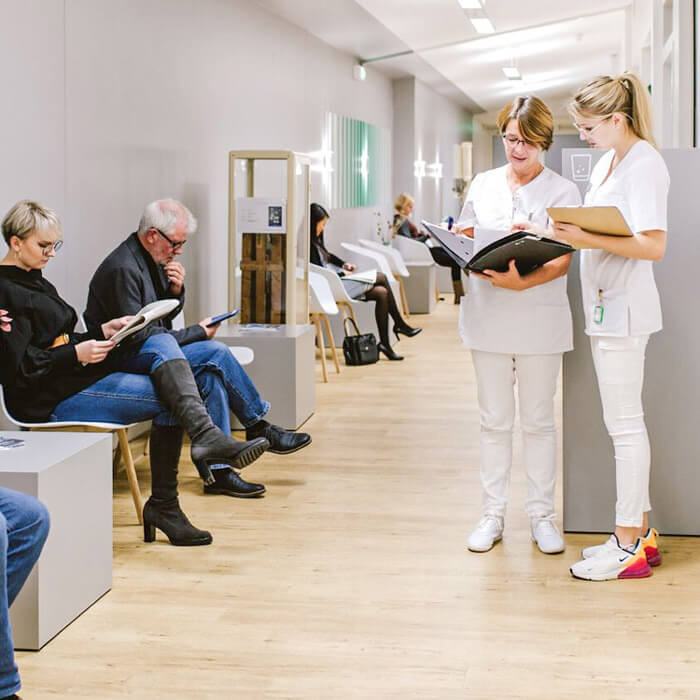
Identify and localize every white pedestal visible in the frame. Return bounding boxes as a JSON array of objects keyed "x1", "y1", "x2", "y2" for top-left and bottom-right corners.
[
  {"x1": 0, "y1": 431, "x2": 112, "y2": 650},
  {"x1": 216, "y1": 323, "x2": 315, "y2": 430},
  {"x1": 404, "y1": 262, "x2": 437, "y2": 314}
]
